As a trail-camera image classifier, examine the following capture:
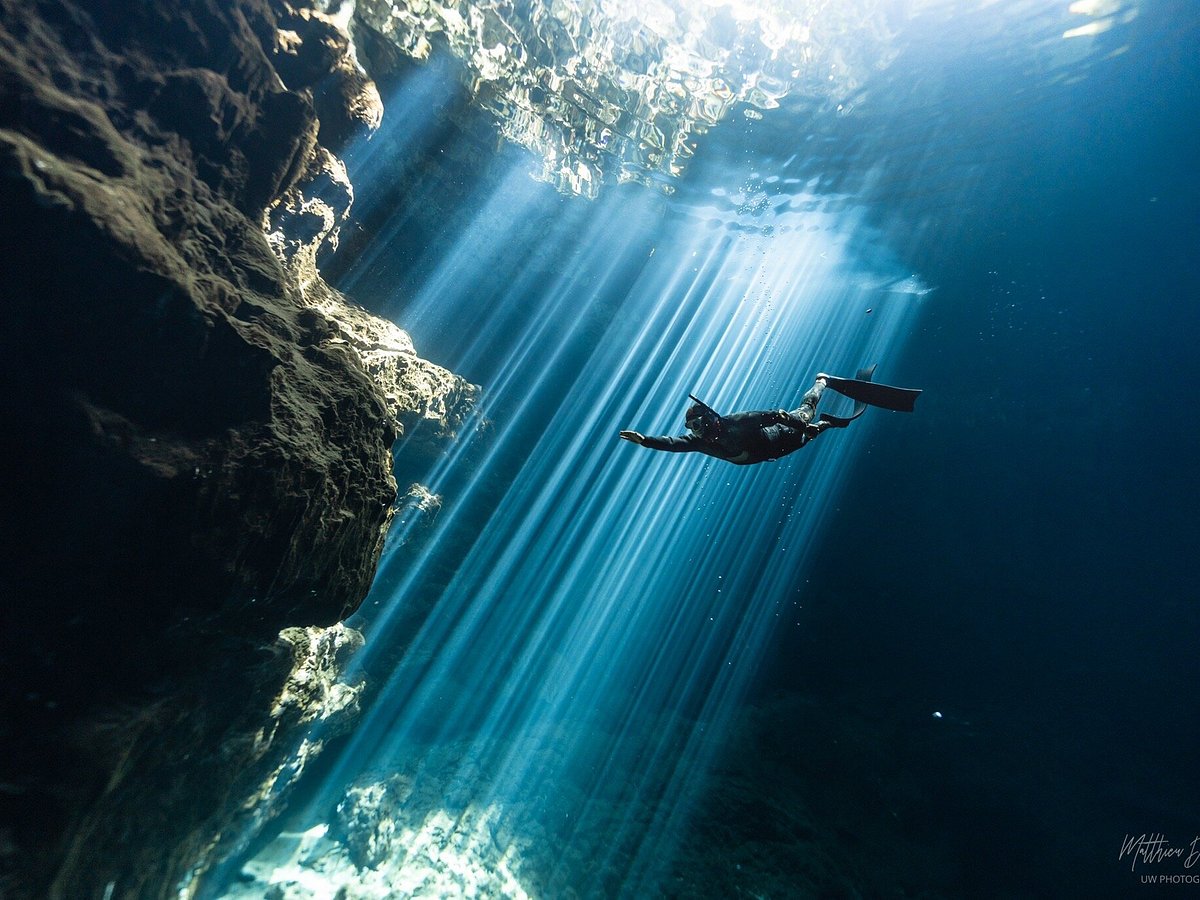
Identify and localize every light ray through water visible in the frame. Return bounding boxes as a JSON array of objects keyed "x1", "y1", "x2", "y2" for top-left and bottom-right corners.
[{"x1": 215, "y1": 91, "x2": 926, "y2": 900}]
